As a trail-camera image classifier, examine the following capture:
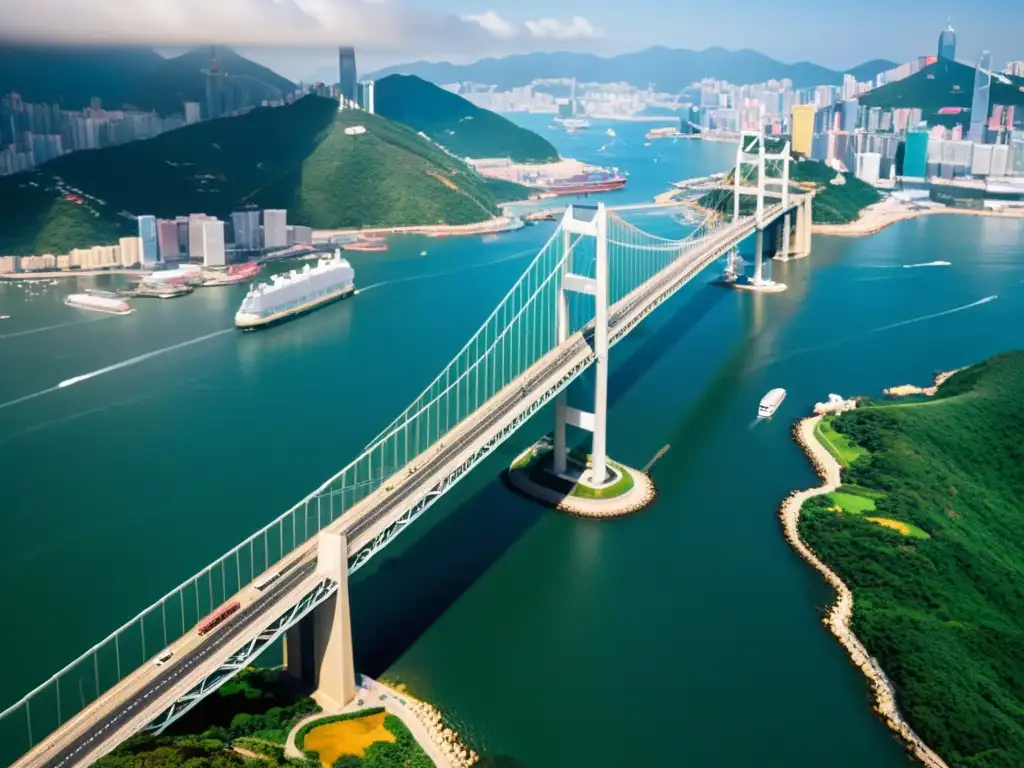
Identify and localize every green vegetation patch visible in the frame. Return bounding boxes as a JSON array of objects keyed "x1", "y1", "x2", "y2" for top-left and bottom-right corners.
[
  {"x1": 814, "y1": 415, "x2": 867, "y2": 467},
  {"x1": 828, "y1": 490, "x2": 877, "y2": 515},
  {"x1": 0, "y1": 95, "x2": 533, "y2": 256},
  {"x1": 518, "y1": 444, "x2": 636, "y2": 500},
  {"x1": 376, "y1": 74, "x2": 560, "y2": 164},
  {"x1": 799, "y1": 352, "x2": 1024, "y2": 767}
]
